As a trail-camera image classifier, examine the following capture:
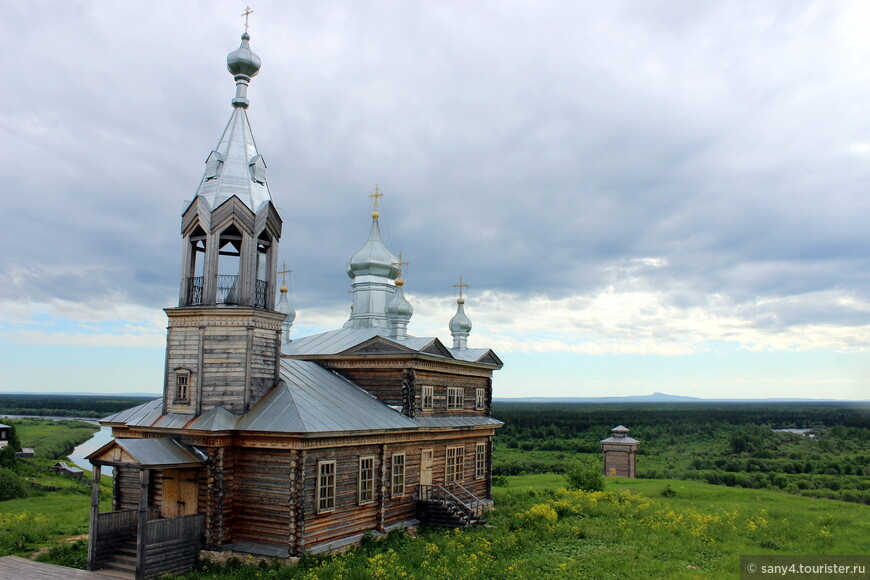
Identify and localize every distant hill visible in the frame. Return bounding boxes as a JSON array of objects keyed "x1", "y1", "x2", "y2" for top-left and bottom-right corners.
[{"x1": 494, "y1": 392, "x2": 868, "y2": 404}]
